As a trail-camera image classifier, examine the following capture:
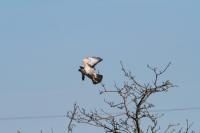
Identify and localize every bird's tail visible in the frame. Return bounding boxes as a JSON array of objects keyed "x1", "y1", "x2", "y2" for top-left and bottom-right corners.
[{"x1": 92, "y1": 74, "x2": 103, "y2": 84}]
